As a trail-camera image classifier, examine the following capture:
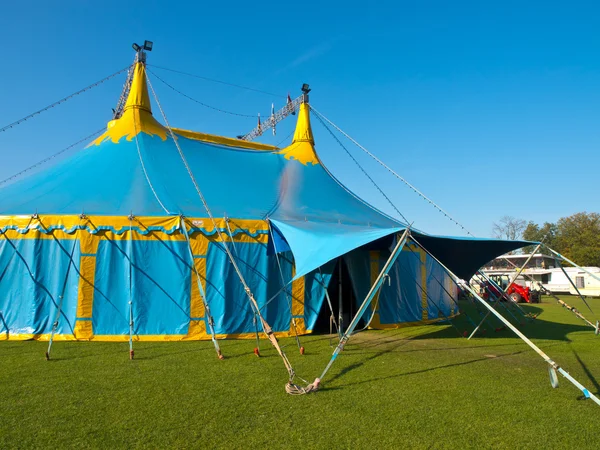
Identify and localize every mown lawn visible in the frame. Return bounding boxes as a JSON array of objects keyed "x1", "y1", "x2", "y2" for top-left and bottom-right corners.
[{"x1": 1, "y1": 295, "x2": 599, "y2": 449}]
